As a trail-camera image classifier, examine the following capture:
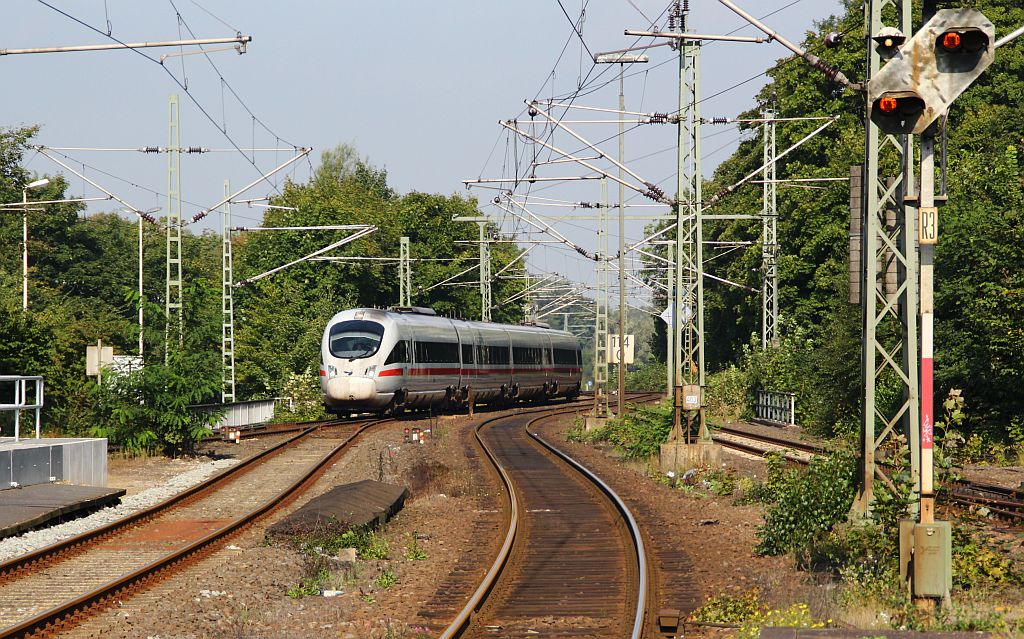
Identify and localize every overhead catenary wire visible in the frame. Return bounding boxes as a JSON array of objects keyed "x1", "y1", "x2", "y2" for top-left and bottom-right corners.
[{"x1": 34, "y1": 0, "x2": 303, "y2": 197}]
